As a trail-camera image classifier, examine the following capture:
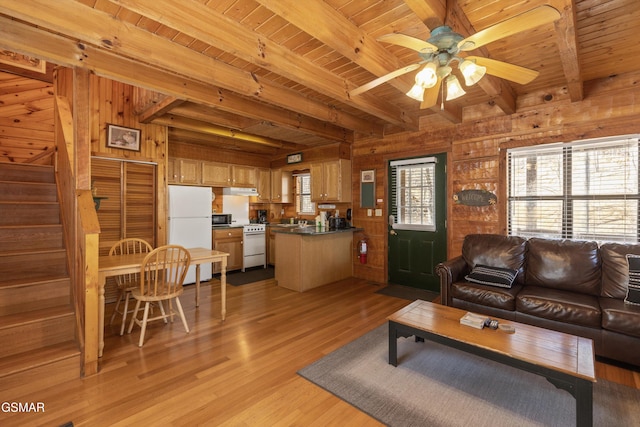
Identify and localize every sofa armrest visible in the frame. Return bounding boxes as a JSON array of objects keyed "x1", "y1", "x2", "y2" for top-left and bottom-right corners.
[{"x1": 436, "y1": 256, "x2": 467, "y2": 306}]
